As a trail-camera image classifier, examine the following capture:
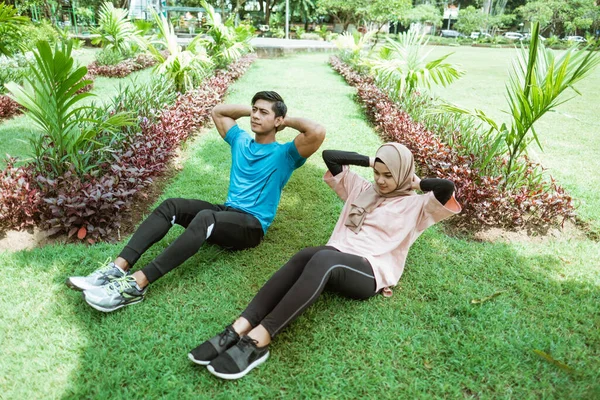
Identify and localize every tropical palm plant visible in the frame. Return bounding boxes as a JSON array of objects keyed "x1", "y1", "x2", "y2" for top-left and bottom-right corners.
[
  {"x1": 91, "y1": 2, "x2": 141, "y2": 55},
  {"x1": 5, "y1": 40, "x2": 133, "y2": 177},
  {"x1": 333, "y1": 30, "x2": 376, "y2": 63},
  {"x1": 0, "y1": 2, "x2": 28, "y2": 56},
  {"x1": 441, "y1": 22, "x2": 600, "y2": 185},
  {"x1": 198, "y1": 0, "x2": 253, "y2": 69},
  {"x1": 145, "y1": 8, "x2": 213, "y2": 93},
  {"x1": 365, "y1": 30, "x2": 464, "y2": 99}
]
